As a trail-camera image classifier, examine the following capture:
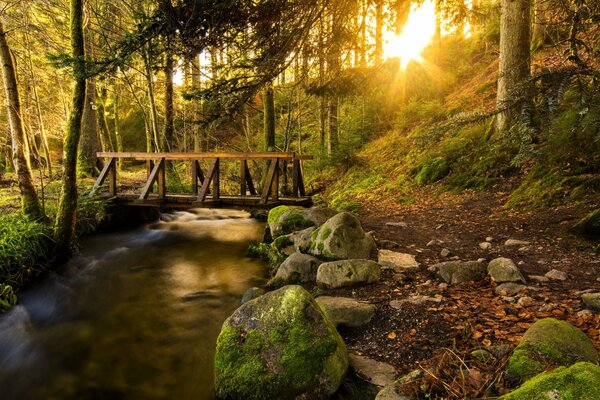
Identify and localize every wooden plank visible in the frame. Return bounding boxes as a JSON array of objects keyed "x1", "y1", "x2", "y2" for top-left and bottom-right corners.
[
  {"x1": 212, "y1": 158, "x2": 220, "y2": 200},
  {"x1": 240, "y1": 160, "x2": 247, "y2": 196},
  {"x1": 97, "y1": 151, "x2": 301, "y2": 160},
  {"x1": 271, "y1": 159, "x2": 279, "y2": 202},
  {"x1": 146, "y1": 160, "x2": 154, "y2": 193},
  {"x1": 297, "y1": 160, "x2": 306, "y2": 197},
  {"x1": 292, "y1": 159, "x2": 300, "y2": 197},
  {"x1": 158, "y1": 158, "x2": 166, "y2": 198},
  {"x1": 139, "y1": 158, "x2": 165, "y2": 200},
  {"x1": 109, "y1": 159, "x2": 117, "y2": 196},
  {"x1": 245, "y1": 161, "x2": 257, "y2": 195},
  {"x1": 93, "y1": 157, "x2": 115, "y2": 191},
  {"x1": 260, "y1": 158, "x2": 279, "y2": 204},
  {"x1": 191, "y1": 160, "x2": 205, "y2": 195},
  {"x1": 198, "y1": 158, "x2": 219, "y2": 202}
]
